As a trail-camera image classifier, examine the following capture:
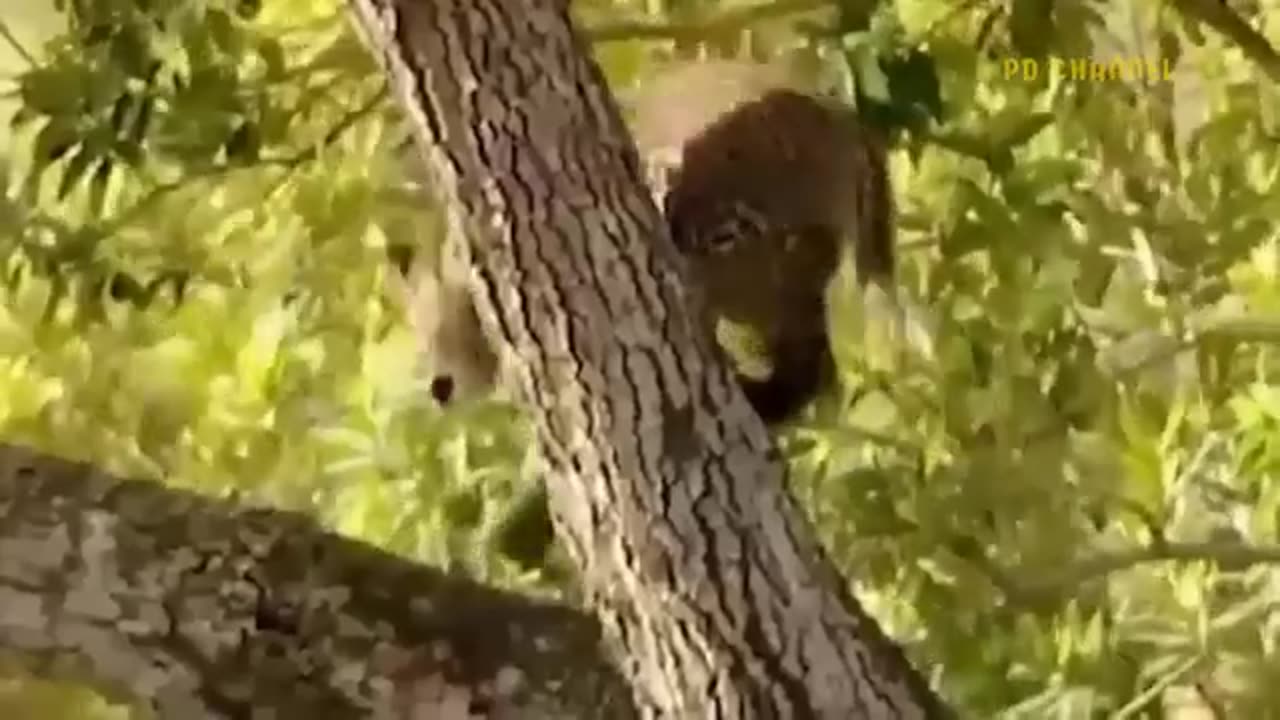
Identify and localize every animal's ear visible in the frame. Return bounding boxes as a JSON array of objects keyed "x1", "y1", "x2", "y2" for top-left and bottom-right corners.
[
  {"x1": 387, "y1": 241, "x2": 417, "y2": 278},
  {"x1": 429, "y1": 375, "x2": 456, "y2": 405}
]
